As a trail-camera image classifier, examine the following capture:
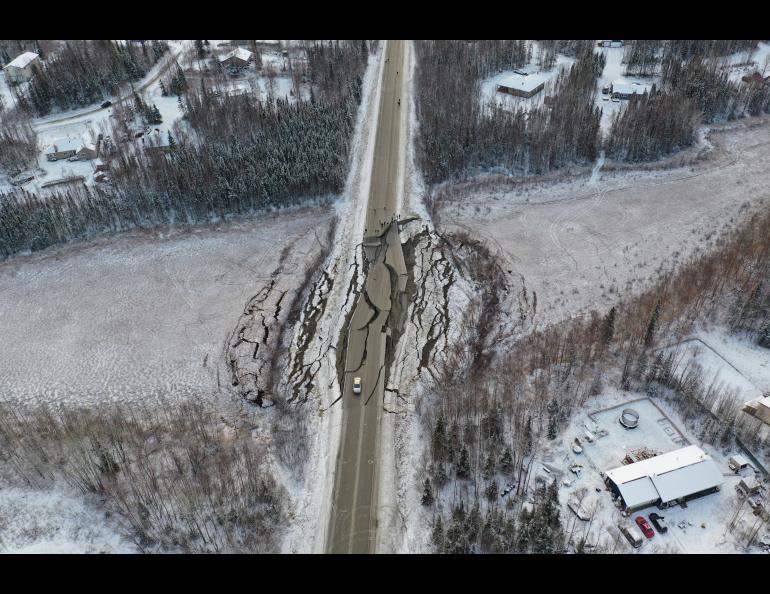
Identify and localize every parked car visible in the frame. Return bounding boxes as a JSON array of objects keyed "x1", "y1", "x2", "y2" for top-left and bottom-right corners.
[
  {"x1": 649, "y1": 512, "x2": 668, "y2": 533},
  {"x1": 101, "y1": 100, "x2": 112, "y2": 109},
  {"x1": 635, "y1": 516, "x2": 655, "y2": 538},
  {"x1": 352, "y1": 377, "x2": 362, "y2": 395},
  {"x1": 602, "y1": 85, "x2": 610, "y2": 95}
]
